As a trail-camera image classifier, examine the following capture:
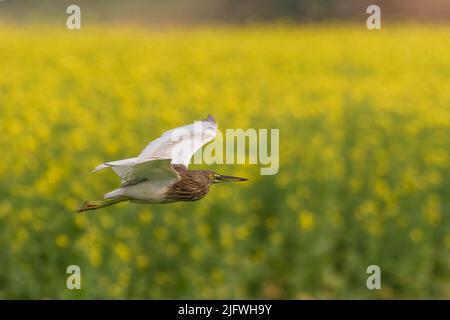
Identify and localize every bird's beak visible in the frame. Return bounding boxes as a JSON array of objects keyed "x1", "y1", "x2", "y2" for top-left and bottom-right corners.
[{"x1": 214, "y1": 174, "x2": 248, "y2": 183}]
